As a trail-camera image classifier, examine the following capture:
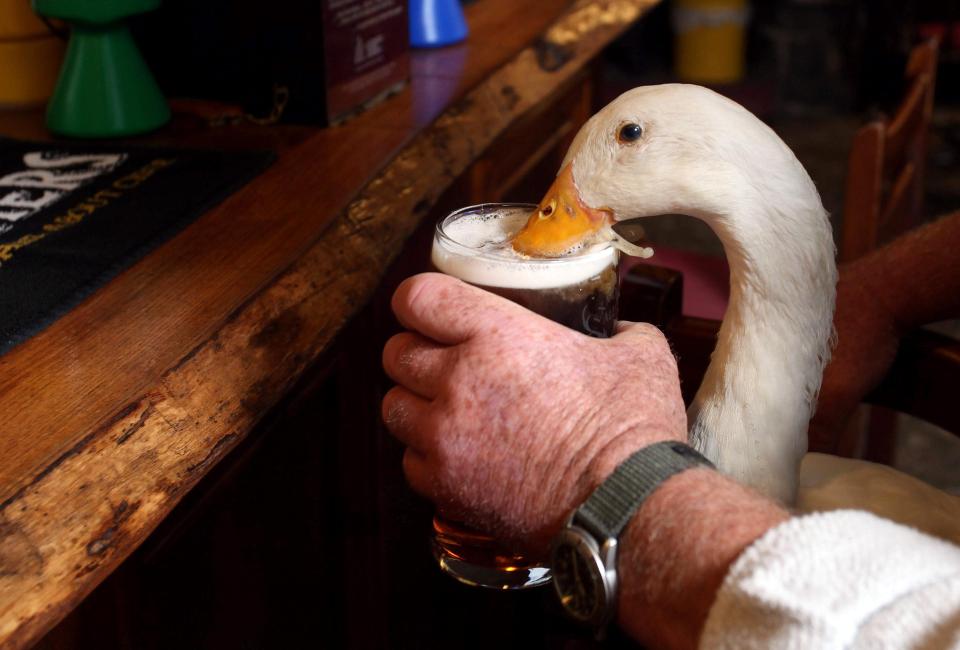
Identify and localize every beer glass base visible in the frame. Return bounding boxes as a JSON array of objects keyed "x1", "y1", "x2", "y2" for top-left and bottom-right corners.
[{"x1": 430, "y1": 537, "x2": 552, "y2": 590}]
